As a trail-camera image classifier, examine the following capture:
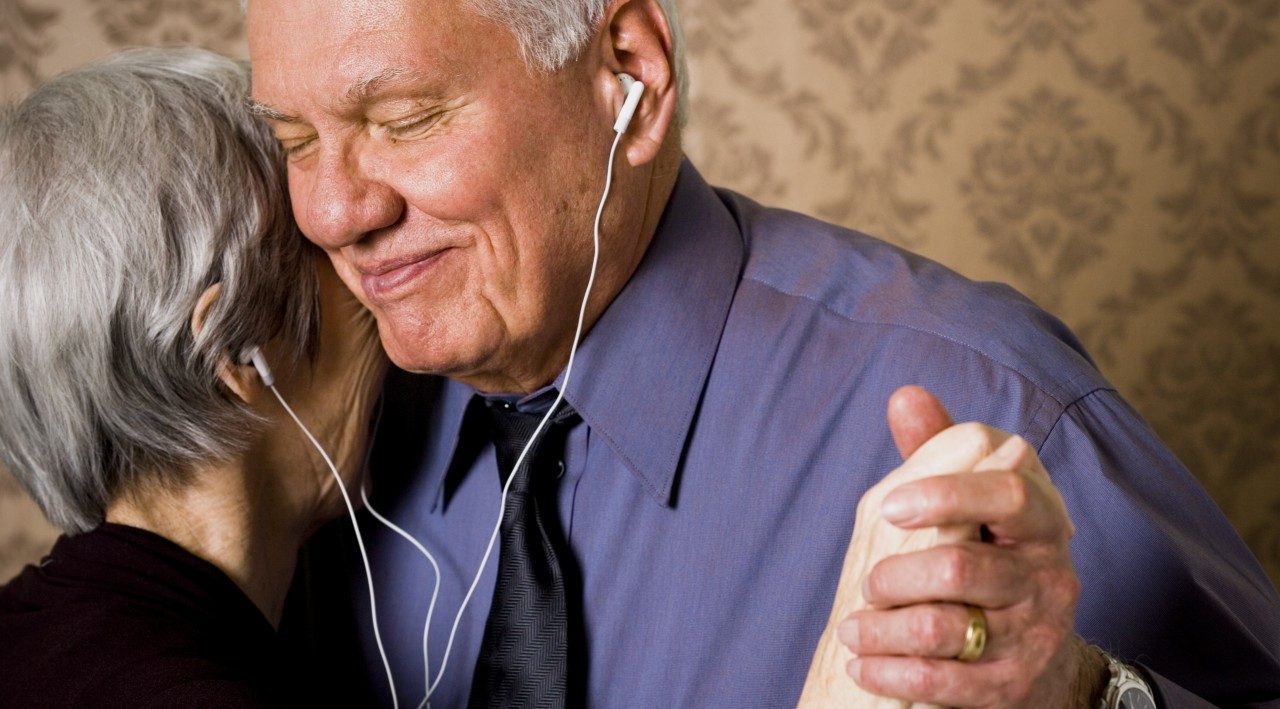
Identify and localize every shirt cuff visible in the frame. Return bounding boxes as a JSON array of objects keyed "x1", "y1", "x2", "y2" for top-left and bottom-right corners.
[{"x1": 1138, "y1": 663, "x2": 1217, "y2": 709}]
